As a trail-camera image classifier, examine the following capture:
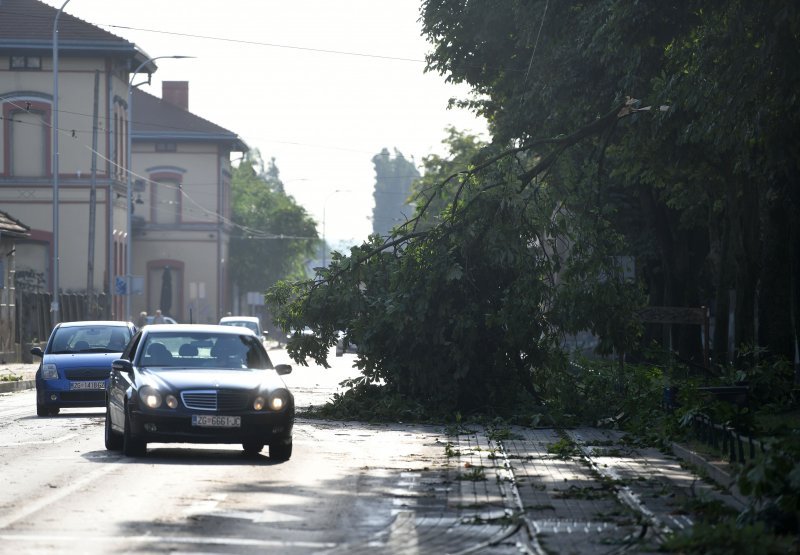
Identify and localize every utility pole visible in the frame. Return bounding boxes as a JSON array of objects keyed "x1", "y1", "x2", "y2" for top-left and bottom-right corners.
[{"x1": 87, "y1": 70, "x2": 99, "y2": 306}]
